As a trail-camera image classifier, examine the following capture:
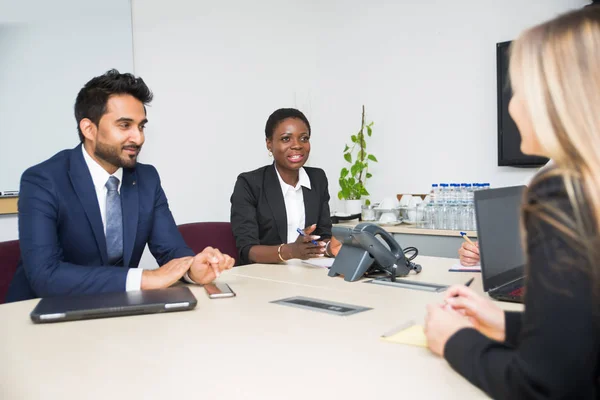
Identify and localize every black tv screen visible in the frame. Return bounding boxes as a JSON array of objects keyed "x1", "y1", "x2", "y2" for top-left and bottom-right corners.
[{"x1": 496, "y1": 41, "x2": 548, "y2": 167}]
